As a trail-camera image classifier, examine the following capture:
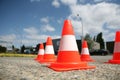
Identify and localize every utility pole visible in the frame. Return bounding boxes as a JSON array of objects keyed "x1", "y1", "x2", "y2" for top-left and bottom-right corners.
[{"x1": 77, "y1": 14, "x2": 84, "y2": 47}]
